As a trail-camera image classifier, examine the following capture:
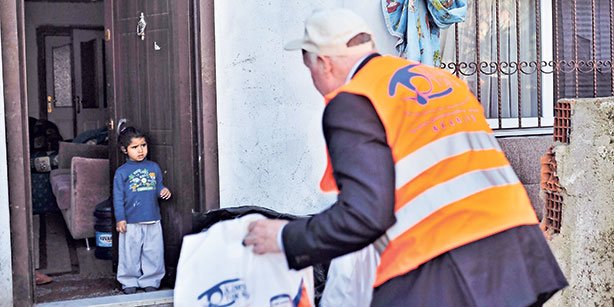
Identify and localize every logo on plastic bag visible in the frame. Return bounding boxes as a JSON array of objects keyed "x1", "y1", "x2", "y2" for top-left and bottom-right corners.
[
  {"x1": 197, "y1": 278, "x2": 249, "y2": 307},
  {"x1": 268, "y1": 278, "x2": 310, "y2": 307},
  {"x1": 270, "y1": 294, "x2": 292, "y2": 307}
]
